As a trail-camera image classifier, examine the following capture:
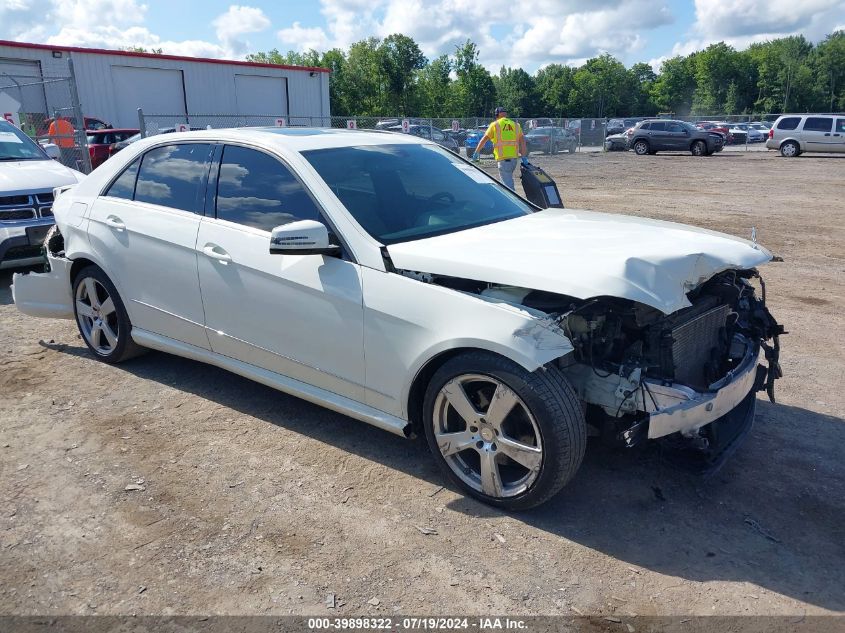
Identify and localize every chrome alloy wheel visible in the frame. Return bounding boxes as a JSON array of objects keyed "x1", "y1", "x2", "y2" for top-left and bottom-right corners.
[
  {"x1": 75, "y1": 276, "x2": 119, "y2": 355},
  {"x1": 432, "y1": 374, "x2": 543, "y2": 498}
]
